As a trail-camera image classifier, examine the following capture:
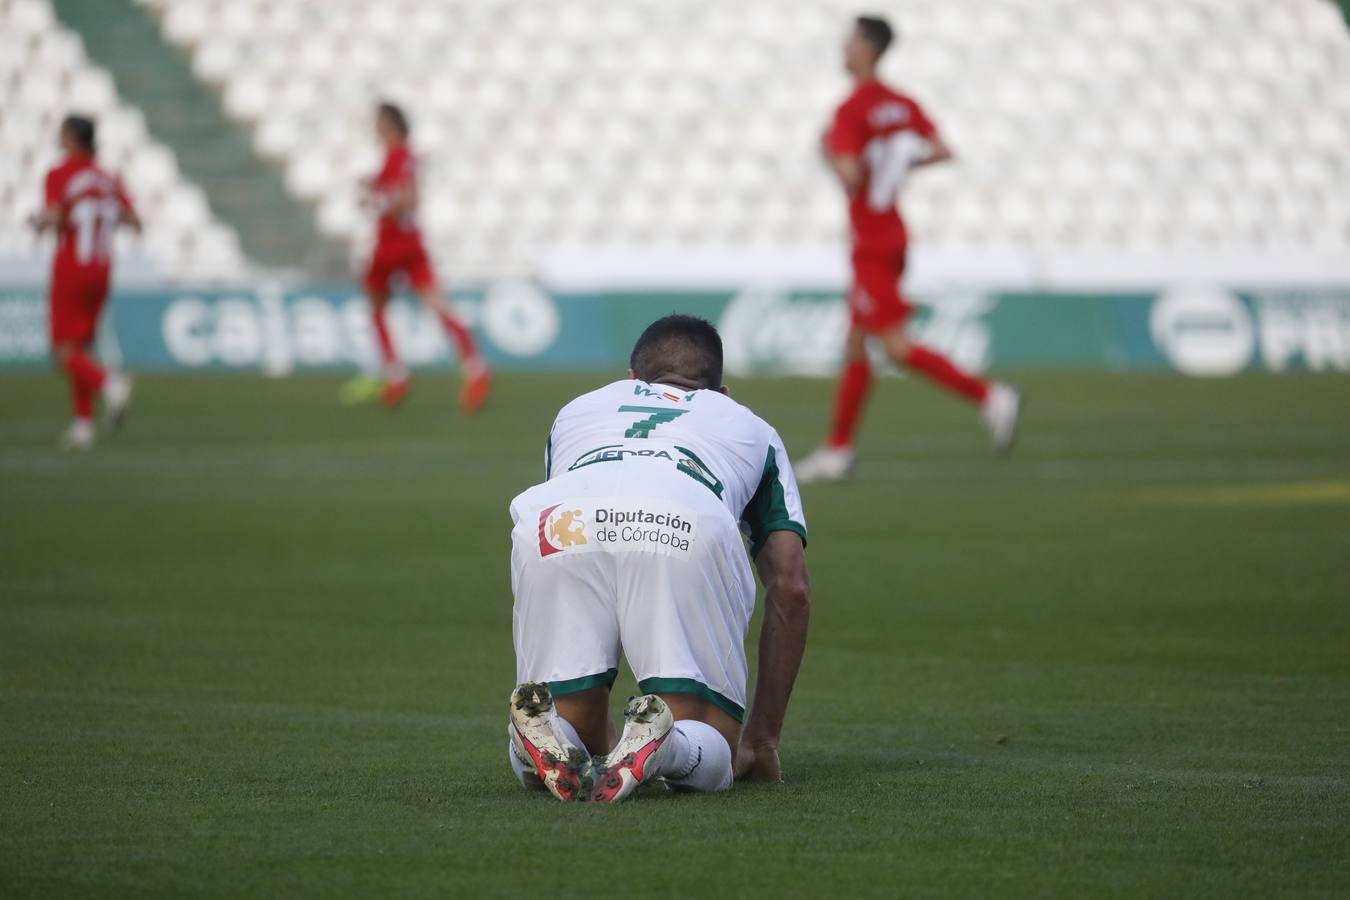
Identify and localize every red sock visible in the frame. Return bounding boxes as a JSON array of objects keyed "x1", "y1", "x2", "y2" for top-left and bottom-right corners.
[
  {"x1": 827, "y1": 359, "x2": 872, "y2": 449},
  {"x1": 69, "y1": 382, "x2": 94, "y2": 419},
  {"x1": 902, "y1": 344, "x2": 989, "y2": 403},
  {"x1": 371, "y1": 306, "x2": 398, "y2": 370},
  {"x1": 62, "y1": 350, "x2": 105, "y2": 419},
  {"x1": 436, "y1": 310, "x2": 478, "y2": 361}
]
